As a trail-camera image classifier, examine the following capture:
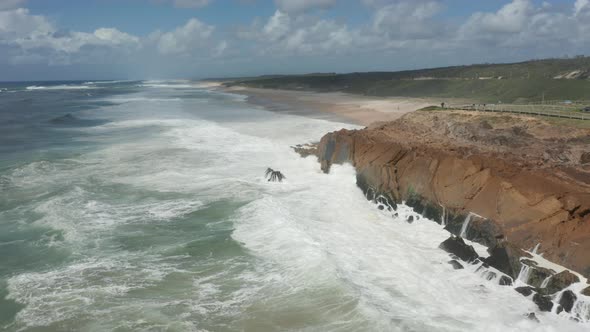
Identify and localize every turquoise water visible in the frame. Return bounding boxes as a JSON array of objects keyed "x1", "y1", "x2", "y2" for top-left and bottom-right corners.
[{"x1": 0, "y1": 81, "x2": 584, "y2": 331}]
